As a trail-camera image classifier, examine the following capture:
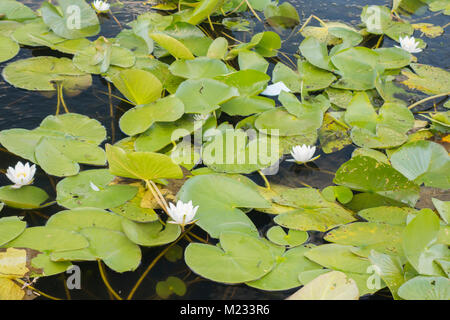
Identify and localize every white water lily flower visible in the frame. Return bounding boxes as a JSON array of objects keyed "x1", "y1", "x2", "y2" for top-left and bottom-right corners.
[
  {"x1": 167, "y1": 200, "x2": 199, "y2": 228},
  {"x1": 395, "y1": 36, "x2": 422, "y2": 54},
  {"x1": 90, "y1": 182, "x2": 100, "y2": 192},
  {"x1": 5, "y1": 162, "x2": 36, "y2": 189},
  {"x1": 193, "y1": 113, "x2": 211, "y2": 122},
  {"x1": 92, "y1": 0, "x2": 110, "y2": 13},
  {"x1": 286, "y1": 145, "x2": 319, "y2": 164},
  {"x1": 260, "y1": 81, "x2": 291, "y2": 96}
]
